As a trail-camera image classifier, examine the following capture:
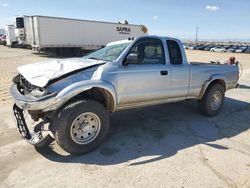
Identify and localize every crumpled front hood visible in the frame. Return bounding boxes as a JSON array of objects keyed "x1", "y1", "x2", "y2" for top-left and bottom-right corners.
[{"x1": 17, "y1": 58, "x2": 105, "y2": 87}]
